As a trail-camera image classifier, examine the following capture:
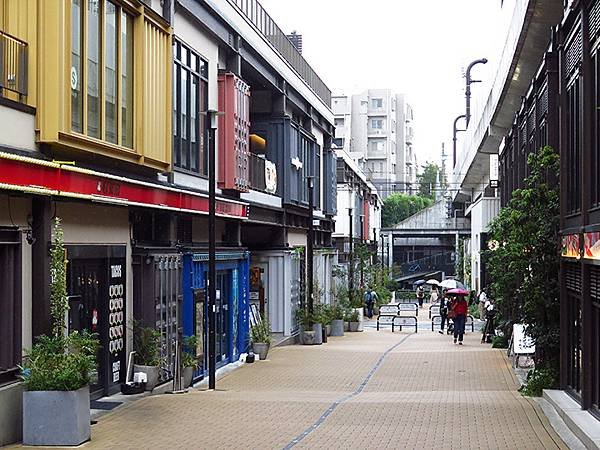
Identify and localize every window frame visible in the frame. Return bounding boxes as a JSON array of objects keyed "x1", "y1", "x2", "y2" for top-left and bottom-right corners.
[
  {"x1": 70, "y1": 0, "x2": 136, "y2": 149},
  {"x1": 172, "y1": 38, "x2": 209, "y2": 177}
]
